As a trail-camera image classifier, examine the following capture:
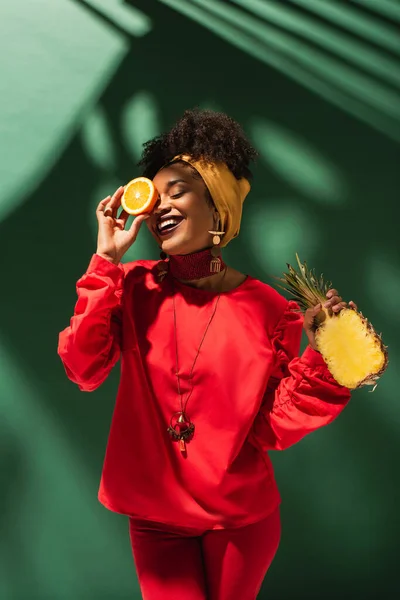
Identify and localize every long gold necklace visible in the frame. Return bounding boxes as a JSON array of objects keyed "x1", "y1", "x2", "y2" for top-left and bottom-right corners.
[{"x1": 167, "y1": 268, "x2": 227, "y2": 455}]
